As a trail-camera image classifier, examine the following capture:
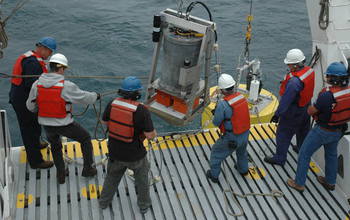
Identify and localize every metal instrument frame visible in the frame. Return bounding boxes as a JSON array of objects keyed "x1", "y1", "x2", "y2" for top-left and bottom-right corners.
[{"x1": 146, "y1": 8, "x2": 216, "y2": 125}]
